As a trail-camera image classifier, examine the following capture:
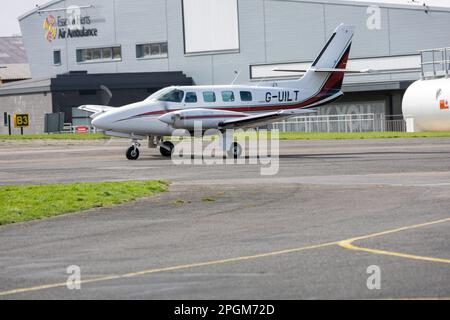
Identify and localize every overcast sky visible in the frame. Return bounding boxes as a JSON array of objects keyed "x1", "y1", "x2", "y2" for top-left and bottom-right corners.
[{"x1": 1, "y1": 0, "x2": 449, "y2": 37}]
